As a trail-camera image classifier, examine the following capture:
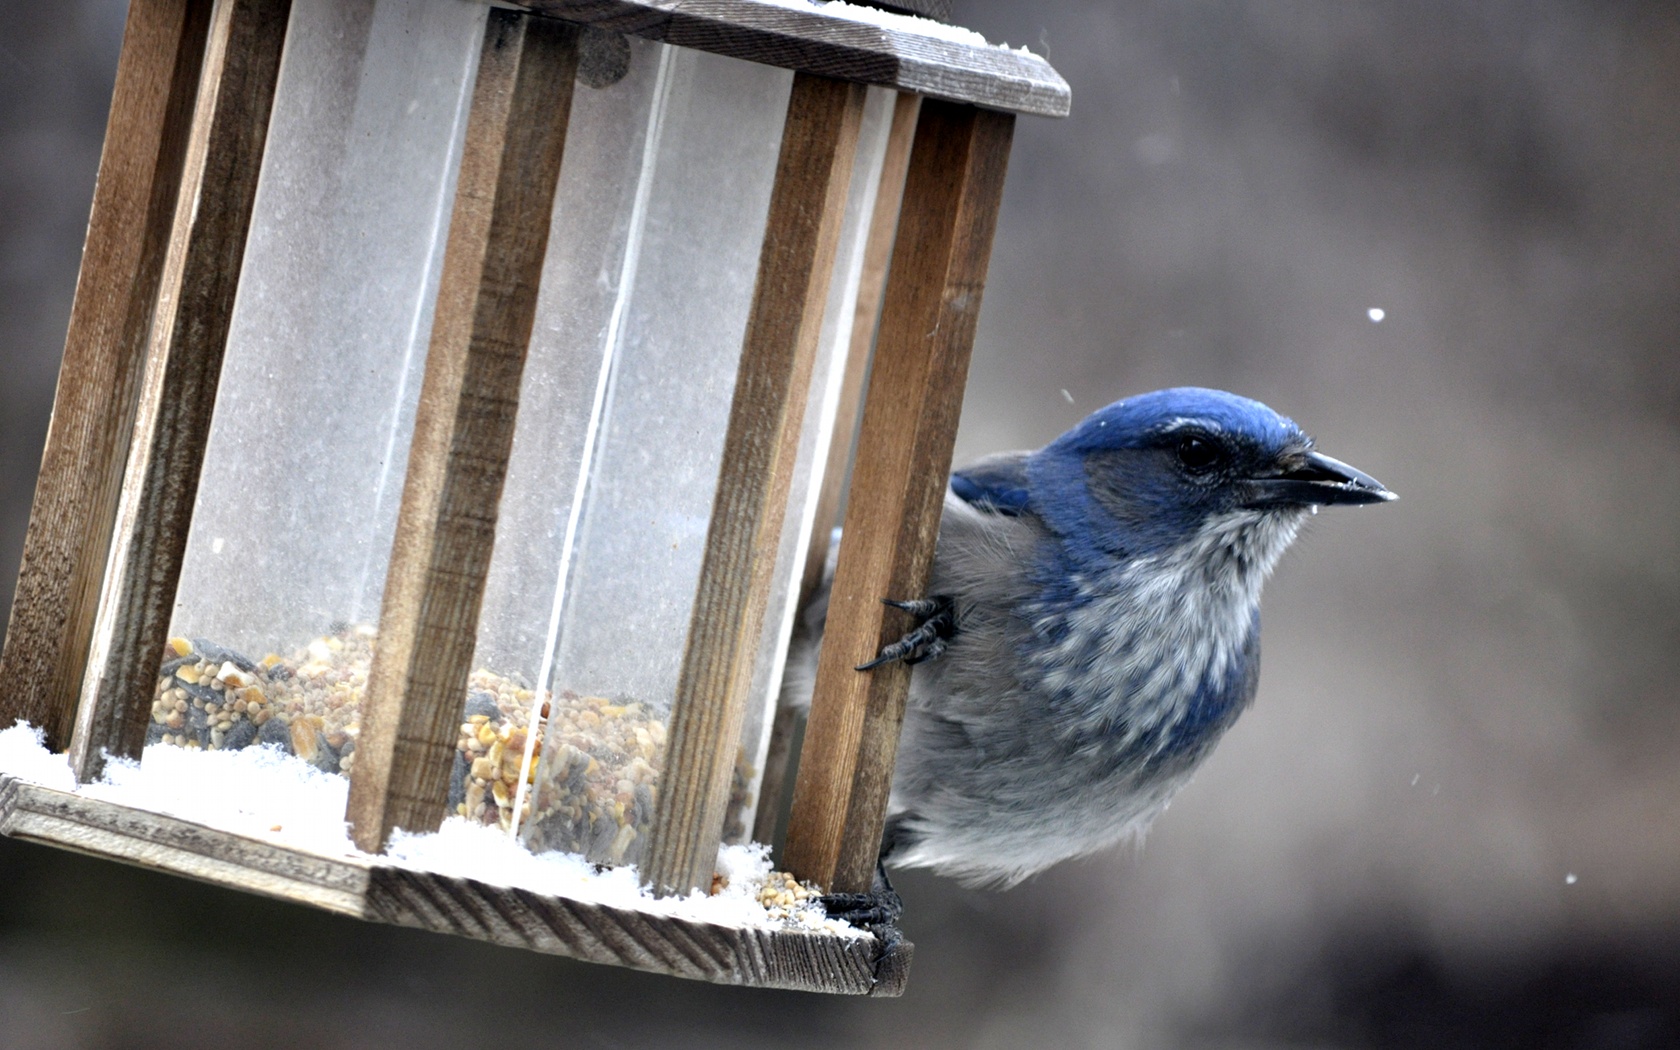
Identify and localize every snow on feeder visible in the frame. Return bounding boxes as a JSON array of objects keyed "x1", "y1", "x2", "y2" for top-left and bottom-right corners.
[{"x1": 0, "y1": 0, "x2": 1067, "y2": 994}]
